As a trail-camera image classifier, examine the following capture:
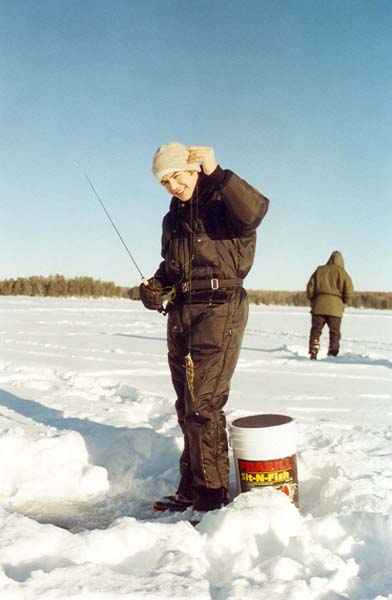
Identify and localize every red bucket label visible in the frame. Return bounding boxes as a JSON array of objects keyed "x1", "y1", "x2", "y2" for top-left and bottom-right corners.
[{"x1": 237, "y1": 455, "x2": 298, "y2": 506}]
